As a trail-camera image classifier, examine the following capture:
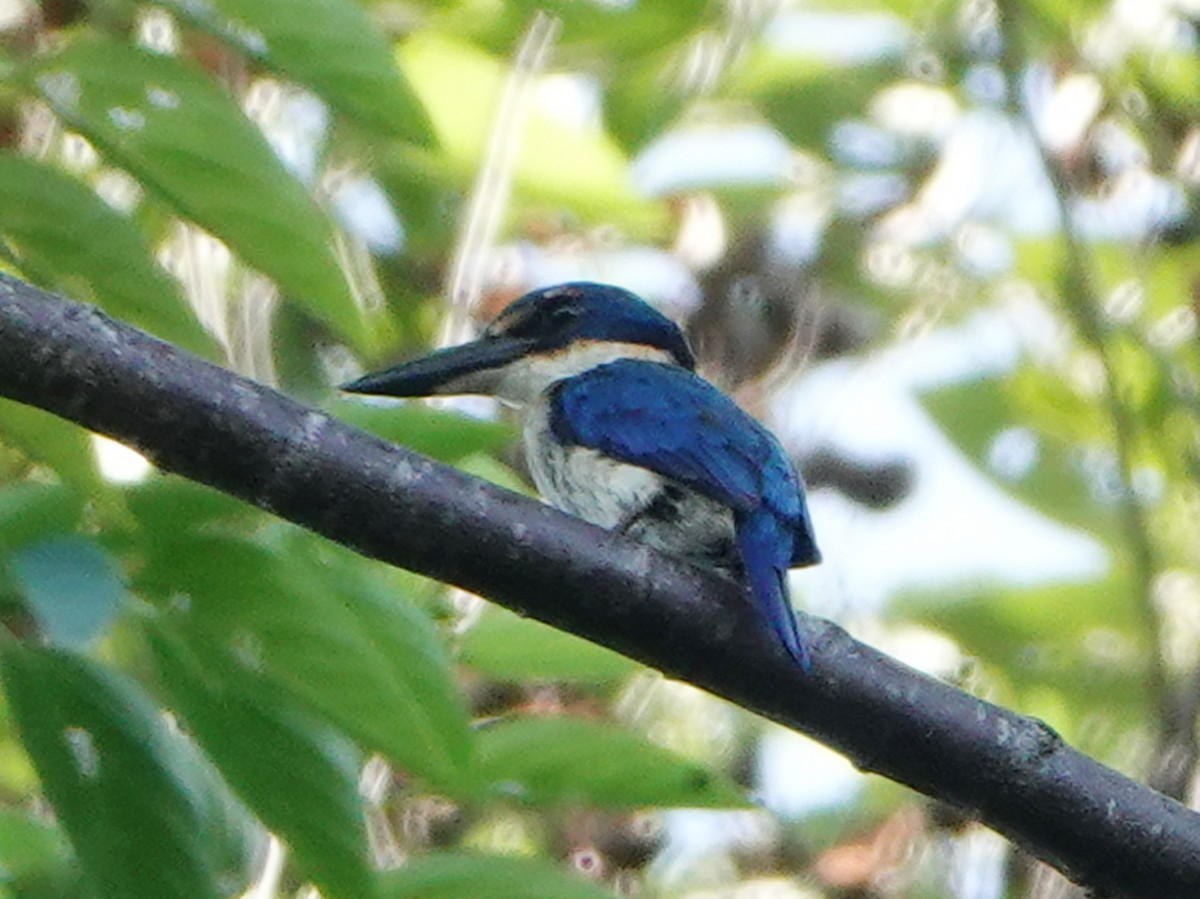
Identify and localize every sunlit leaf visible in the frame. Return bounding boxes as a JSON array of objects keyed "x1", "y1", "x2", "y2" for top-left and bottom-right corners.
[
  {"x1": 456, "y1": 451, "x2": 529, "y2": 493},
  {"x1": 462, "y1": 605, "x2": 636, "y2": 684},
  {"x1": 1134, "y1": 47, "x2": 1200, "y2": 119},
  {"x1": 23, "y1": 38, "x2": 368, "y2": 348},
  {"x1": 0, "y1": 401, "x2": 100, "y2": 493},
  {"x1": 0, "y1": 153, "x2": 215, "y2": 357},
  {"x1": 162, "y1": 0, "x2": 434, "y2": 143},
  {"x1": 1023, "y1": 0, "x2": 1123, "y2": 48},
  {"x1": 138, "y1": 536, "x2": 474, "y2": 791},
  {"x1": 379, "y1": 852, "x2": 615, "y2": 899},
  {"x1": 430, "y1": 0, "x2": 716, "y2": 59},
  {"x1": 0, "y1": 809, "x2": 74, "y2": 887},
  {"x1": 0, "y1": 644, "x2": 254, "y2": 898},
  {"x1": 477, "y1": 717, "x2": 747, "y2": 809},
  {"x1": 8, "y1": 536, "x2": 125, "y2": 649},
  {"x1": 393, "y1": 33, "x2": 665, "y2": 235},
  {"x1": 145, "y1": 623, "x2": 372, "y2": 899}
]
